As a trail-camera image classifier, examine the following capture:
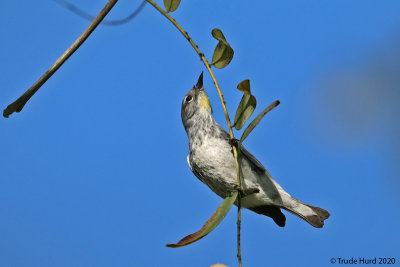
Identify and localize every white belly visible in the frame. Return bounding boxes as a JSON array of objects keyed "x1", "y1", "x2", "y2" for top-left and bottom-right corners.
[{"x1": 188, "y1": 137, "x2": 259, "y2": 200}]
